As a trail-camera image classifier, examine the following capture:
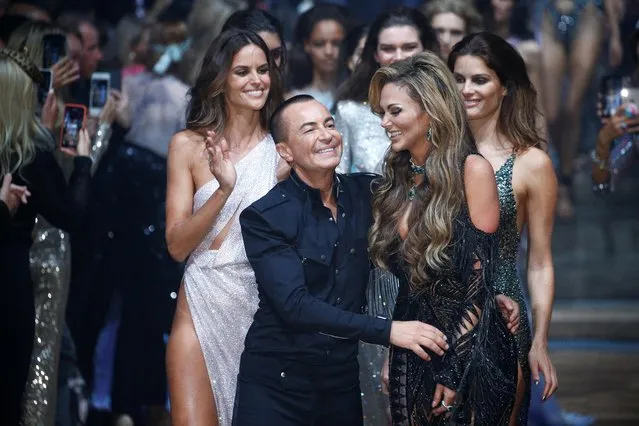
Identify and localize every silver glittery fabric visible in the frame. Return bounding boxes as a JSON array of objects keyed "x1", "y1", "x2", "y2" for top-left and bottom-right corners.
[
  {"x1": 23, "y1": 218, "x2": 71, "y2": 426},
  {"x1": 494, "y1": 153, "x2": 531, "y2": 425},
  {"x1": 335, "y1": 100, "x2": 389, "y2": 175},
  {"x1": 183, "y1": 135, "x2": 278, "y2": 426}
]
